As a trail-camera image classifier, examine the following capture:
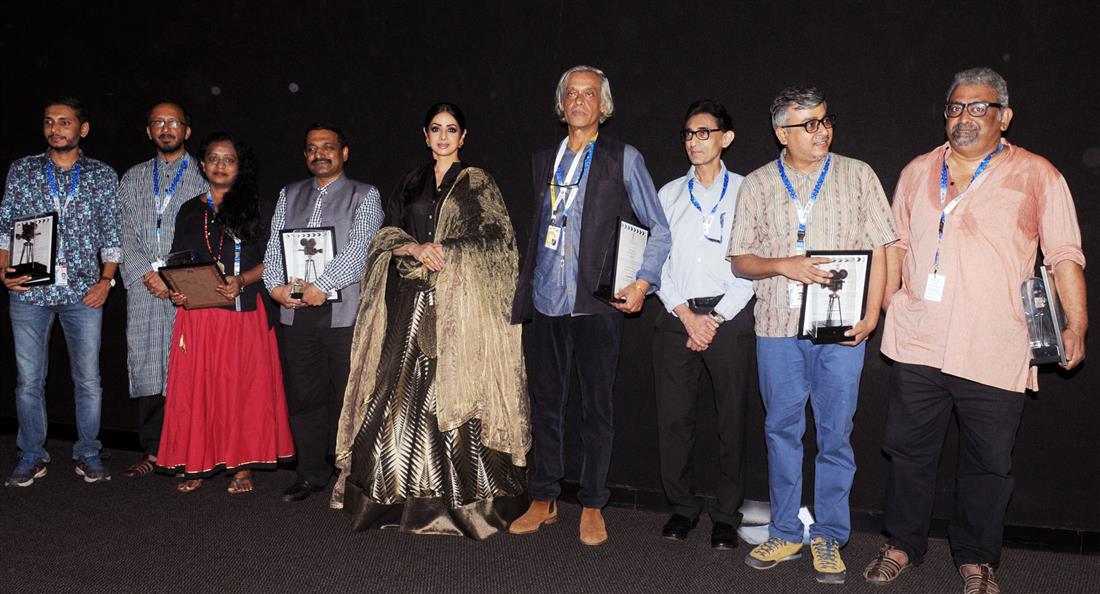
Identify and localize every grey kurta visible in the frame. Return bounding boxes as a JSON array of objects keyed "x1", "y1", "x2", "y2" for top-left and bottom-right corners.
[{"x1": 119, "y1": 154, "x2": 208, "y2": 398}]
